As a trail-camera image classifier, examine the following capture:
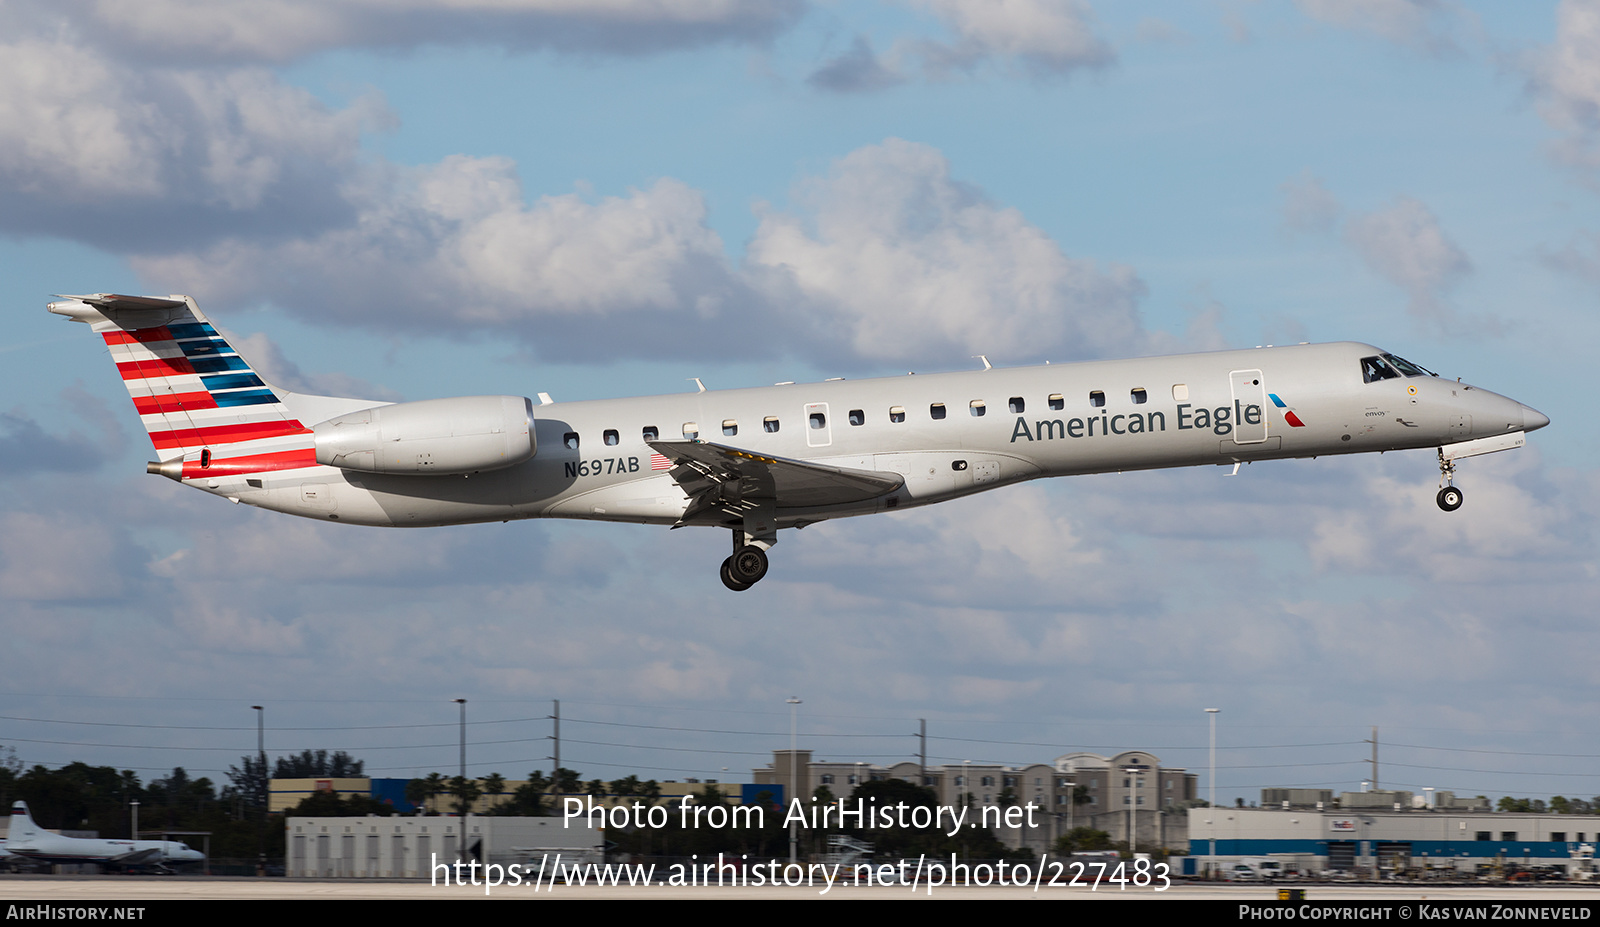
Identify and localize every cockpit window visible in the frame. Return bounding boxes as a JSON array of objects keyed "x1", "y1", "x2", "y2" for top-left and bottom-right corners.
[
  {"x1": 1360, "y1": 356, "x2": 1401, "y2": 383},
  {"x1": 1363, "y1": 354, "x2": 1437, "y2": 382},
  {"x1": 1383, "y1": 353, "x2": 1436, "y2": 377}
]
